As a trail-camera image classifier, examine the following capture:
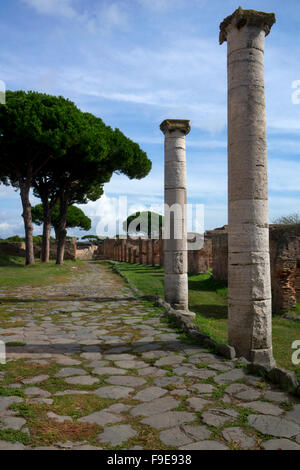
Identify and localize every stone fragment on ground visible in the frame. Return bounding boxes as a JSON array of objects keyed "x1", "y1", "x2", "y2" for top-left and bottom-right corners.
[{"x1": 98, "y1": 425, "x2": 137, "y2": 446}]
